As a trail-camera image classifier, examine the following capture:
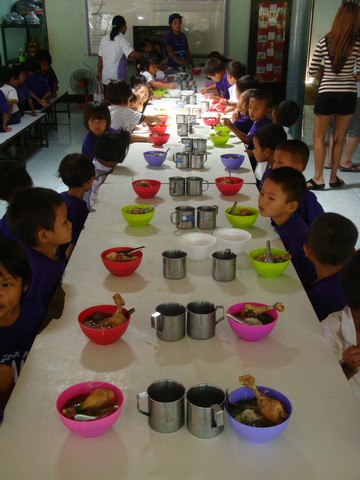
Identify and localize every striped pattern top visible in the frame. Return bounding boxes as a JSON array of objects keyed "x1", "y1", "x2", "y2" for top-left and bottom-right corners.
[{"x1": 308, "y1": 36, "x2": 360, "y2": 94}]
